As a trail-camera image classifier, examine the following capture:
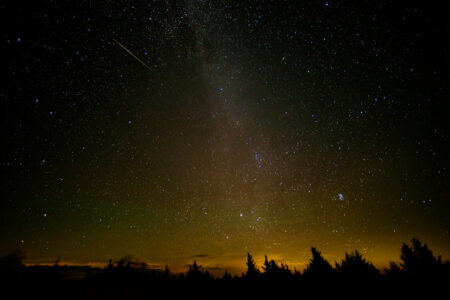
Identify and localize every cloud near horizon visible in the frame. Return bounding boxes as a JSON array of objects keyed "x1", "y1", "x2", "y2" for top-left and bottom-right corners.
[{"x1": 192, "y1": 254, "x2": 209, "y2": 258}]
